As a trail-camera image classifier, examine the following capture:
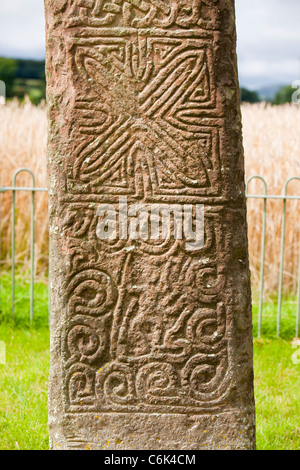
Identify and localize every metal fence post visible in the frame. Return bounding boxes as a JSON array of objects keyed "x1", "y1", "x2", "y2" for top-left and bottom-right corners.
[
  {"x1": 0, "y1": 176, "x2": 2, "y2": 314},
  {"x1": 296, "y1": 249, "x2": 300, "y2": 339},
  {"x1": 0, "y1": 172, "x2": 47, "y2": 324},
  {"x1": 246, "y1": 176, "x2": 268, "y2": 338},
  {"x1": 11, "y1": 169, "x2": 36, "y2": 325},
  {"x1": 277, "y1": 177, "x2": 300, "y2": 337}
]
